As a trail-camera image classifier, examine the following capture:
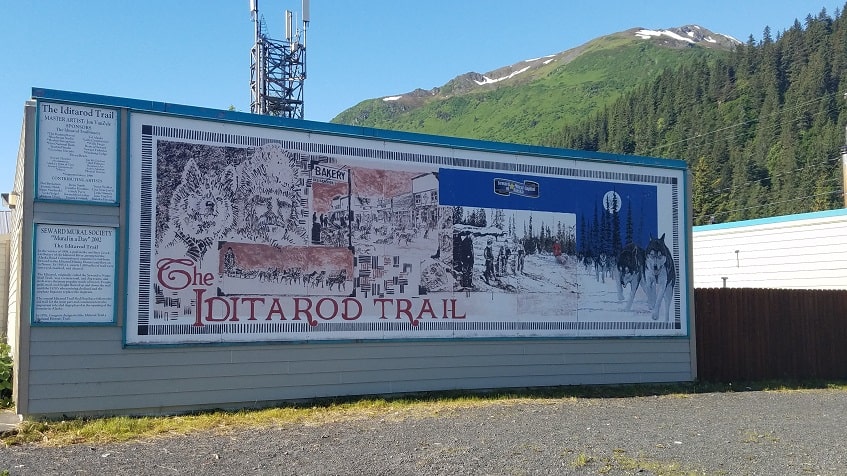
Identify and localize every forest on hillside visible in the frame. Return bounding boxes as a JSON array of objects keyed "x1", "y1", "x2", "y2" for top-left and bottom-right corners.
[{"x1": 546, "y1": 5, "x2": 847, "y2": 225}]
